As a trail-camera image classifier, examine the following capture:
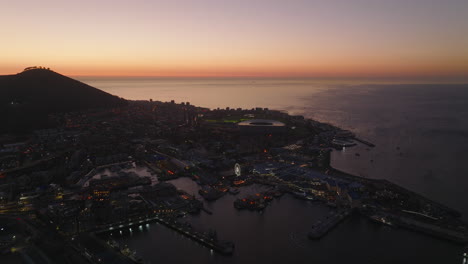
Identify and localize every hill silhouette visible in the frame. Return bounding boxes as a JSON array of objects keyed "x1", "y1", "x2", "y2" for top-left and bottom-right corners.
[{"x1": 0, "y1": 68, "x2": 127, "y2": 132}]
